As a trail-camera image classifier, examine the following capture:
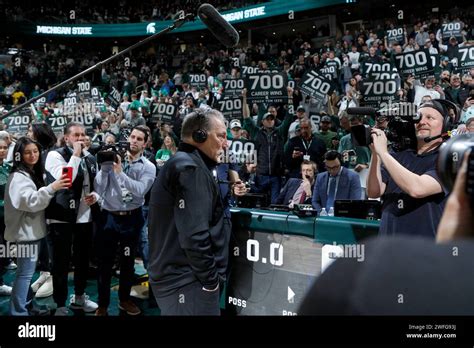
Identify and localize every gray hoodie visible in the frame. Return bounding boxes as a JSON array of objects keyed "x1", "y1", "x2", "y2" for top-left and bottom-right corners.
[{"x1": 4, "y1": 171, "x2": 55, "y2": 243}]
